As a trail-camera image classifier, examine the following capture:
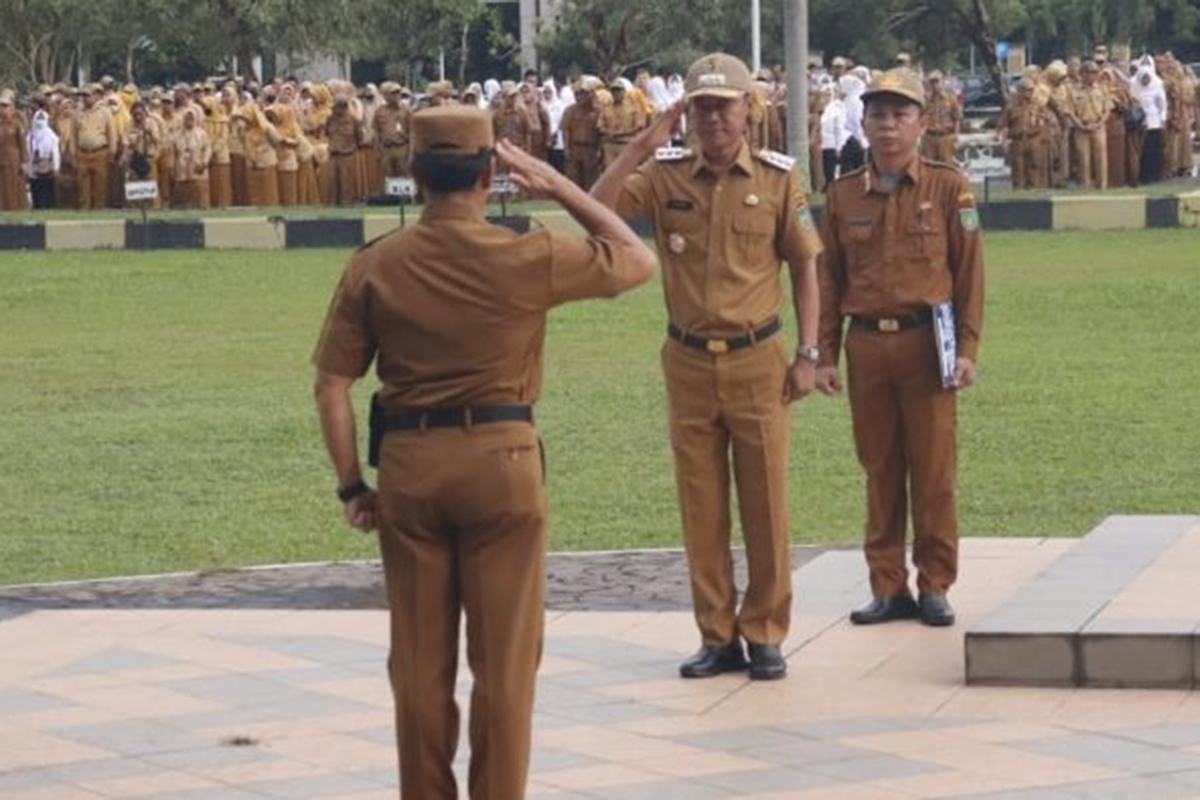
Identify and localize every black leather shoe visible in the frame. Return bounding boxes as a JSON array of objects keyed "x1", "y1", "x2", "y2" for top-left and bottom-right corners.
[
  {"x1": 747, "y1": 644, "x2": 787, "y2": 680},
  {"x1": 849, "y1": 593, "x2": 919, "y2": 625},
  {"x1": 679, "y1": 643, "x2": 747, "y2": 678},
  {"x1": 918, "y1": 593, "x2": 955, "y2": 627}
]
